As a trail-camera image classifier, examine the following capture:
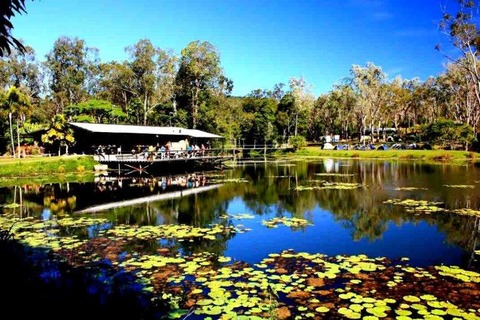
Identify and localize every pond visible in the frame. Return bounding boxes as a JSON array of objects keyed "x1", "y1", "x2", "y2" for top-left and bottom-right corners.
[{"x1": 1, "y1": 158, "x2": 480, "y2": 319}]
